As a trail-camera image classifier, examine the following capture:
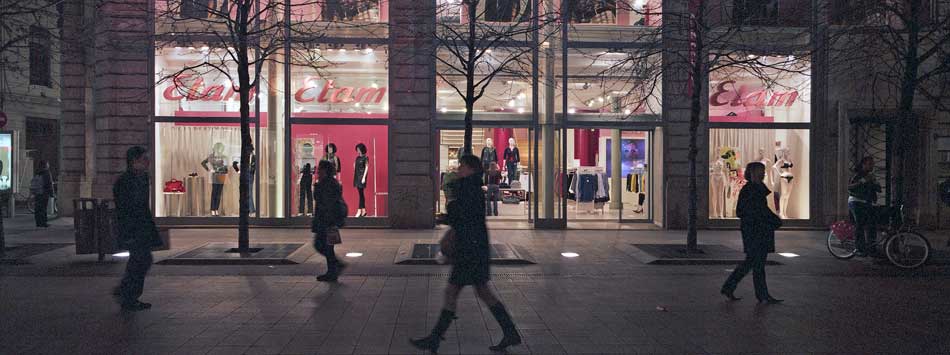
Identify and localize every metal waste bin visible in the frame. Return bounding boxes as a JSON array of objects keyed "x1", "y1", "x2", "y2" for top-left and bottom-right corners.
[
  {"x1": 95, "y1": 199, "x2": 121, "y2": 260},
  {"x1": 74, "y1": 199, "x2": 98, "y2": 254}
]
